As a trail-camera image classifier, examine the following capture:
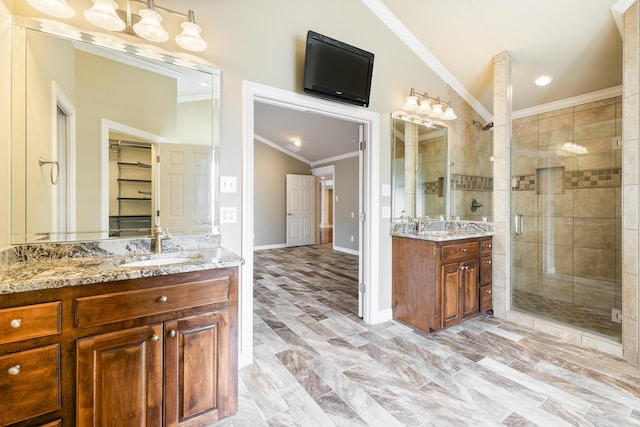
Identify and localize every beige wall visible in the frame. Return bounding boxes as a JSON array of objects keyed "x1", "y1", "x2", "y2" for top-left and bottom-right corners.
[
  {"x1": 0, "y1": 1, "x2": 12, "y2": 249},
  {"x1": 254, "y1": 141, "x2": 311, "y2": 247}
]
